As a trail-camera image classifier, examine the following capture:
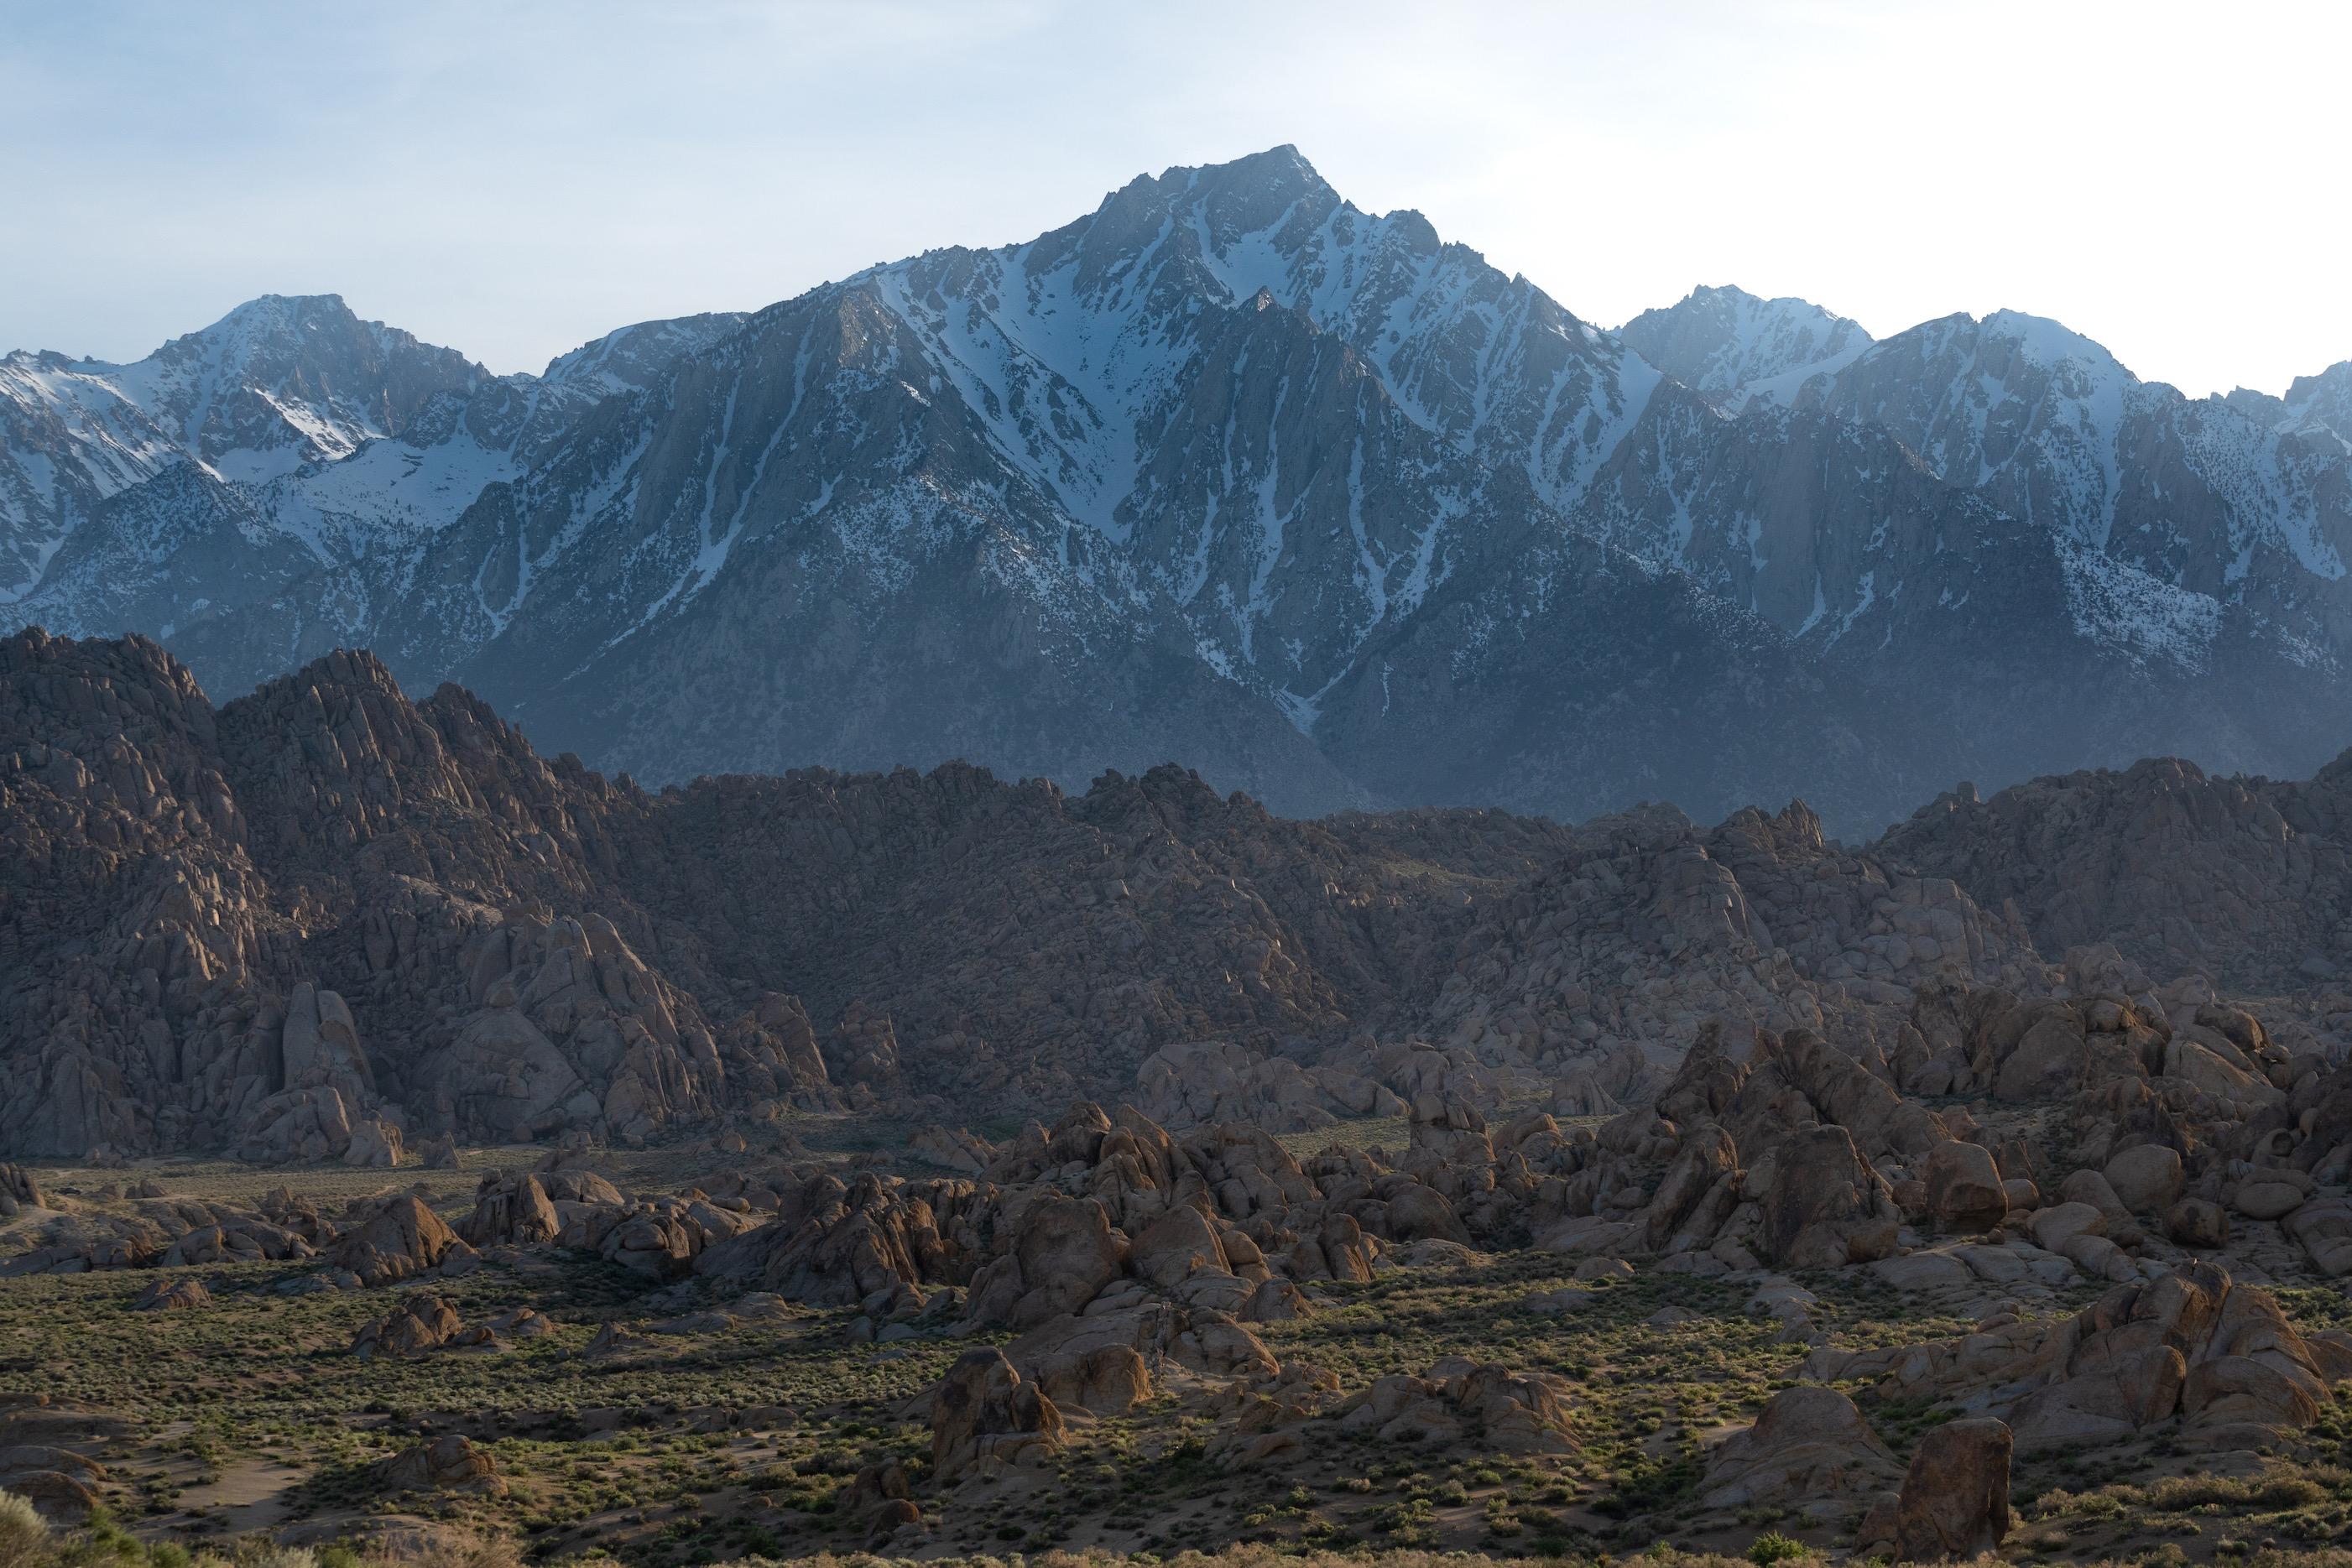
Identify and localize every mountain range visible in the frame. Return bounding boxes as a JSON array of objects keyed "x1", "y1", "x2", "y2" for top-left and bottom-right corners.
[{"x1": 7, "y1": 147, "x2": 2350, "y2": 834}]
